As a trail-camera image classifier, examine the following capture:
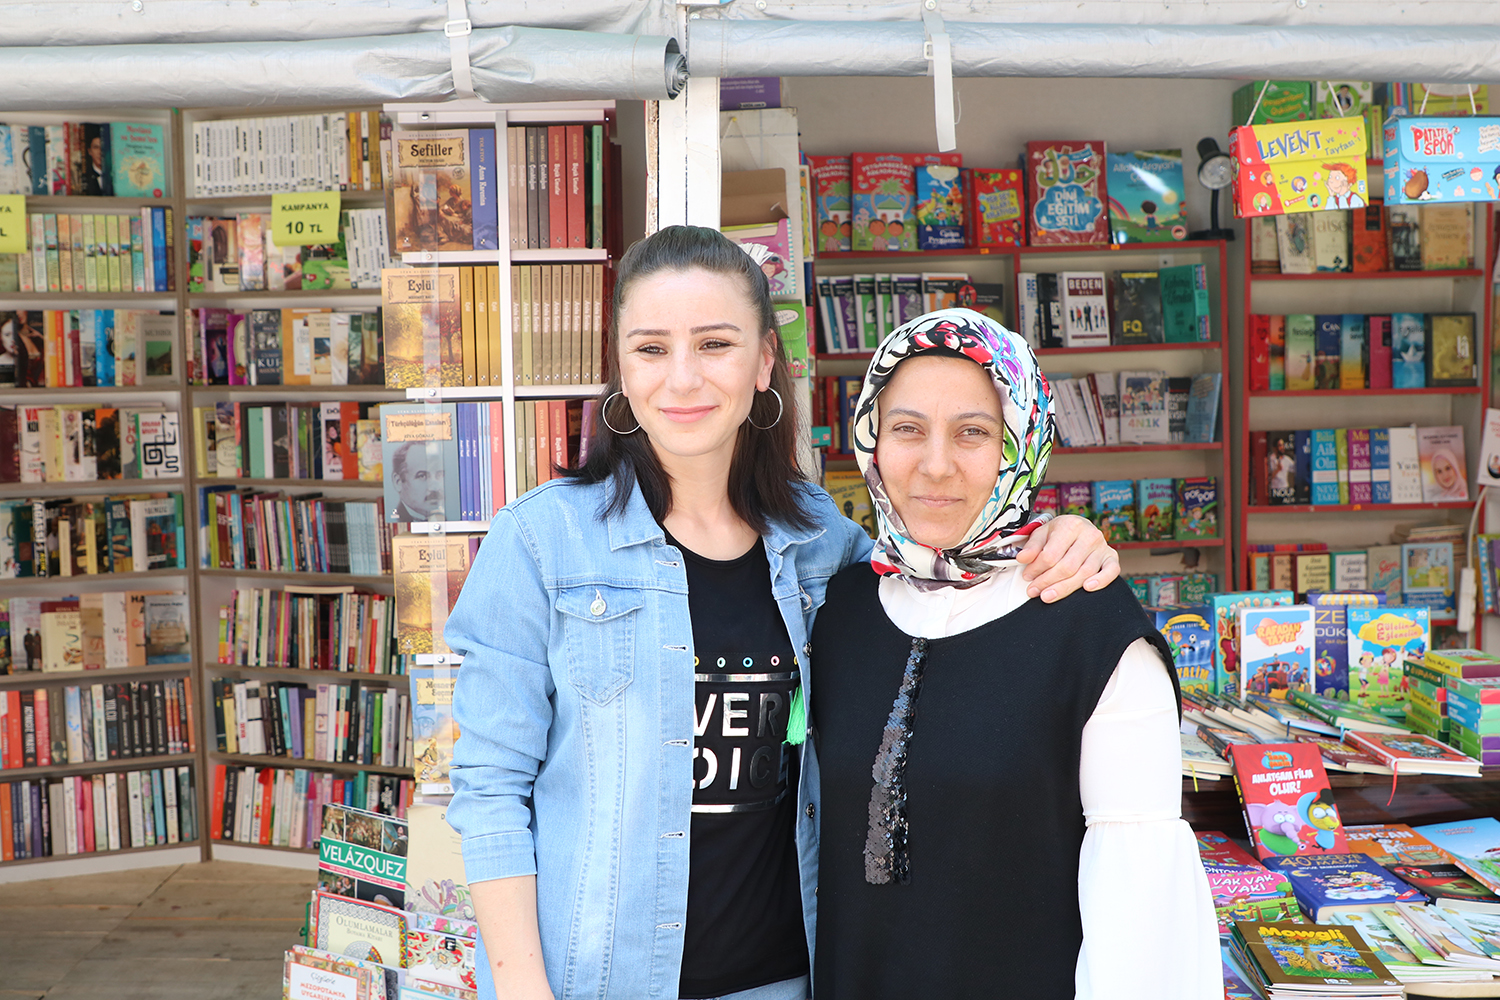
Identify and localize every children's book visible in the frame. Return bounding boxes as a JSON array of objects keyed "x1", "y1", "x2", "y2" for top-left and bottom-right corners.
[
  {"x1": 1105, "y1": 149, "x2": 1186, "y2": 243},
  {"x1": 1155, "y1": 607, "x2": 1212, "y2": 693},
  {"x1": 1346, "y1": 606, "x2": 1429, "y2": 716},
  {"x1": 1386, "y1": 860, "x2": 1500, "y2": 911},
  {"x1": 725, "y1": 219, "x2": 796, "y2": 298},
  {"x1": 966, "y1": 168, "x2": 1025, "y2": 247},
  {"x1": 1091, "y1": 479, "x2": 1136, "y2": 543},
  {"x1": 1287, "y1": 689, "x2": 1411, "y2": 734},
  {"x1": 1174, "y1": 476, "x2": 1218, "y2": 540},
  {"x1": 1226, "y1": 741, "x2": 1348, "y2": 859},
  {"x1": 1231, "y1": 919, "x2": 1398, "y2": 989},
  {"x1": 1210, "y1": 591, "x2": 1295, "y2": 697},
  {"x1": 1305, "y1": 591, "x2": 1386, "y2": 700},
  {"x1": 1295, "y1": 735, "x2": 1393, "y2": 774},
  {"x1": 1135, "y1": 478, "x2": 1174, "y2": 541},
  {"x1": 1414, "y1": 818, "x2": 1500, "y2": 894},
  {"x1": 1117, "y1": 369, "x2": 1169, "y2": 444},
  {"x1": 1401, "y1": 541, "x2": 1455, "y2": 614},
  {"x1": 1325, "y1": 911, "x2": 1442, "y2": 981},
  {"x1": 1023, "y1": 140, "x2": 1109, "y2": 246},
  {"x1": 1346, "y1": 823, "x2": 1452, "y2": 866},
  {"x1": 1202, "y1": 850, "x2": 1302, "y2": 932},
  {"x1": 1417, "y1": 424, "x2": 1469, "y2": 502},
  {"x1": 1264, "y1": 852, "x2": 1427, "y2": 921},
  {"x1": 1344, "y1": 731, "x2": 1482, "y2": 778},
  {"x1": 1239, "y1": 605, "x2": 1315, "y2": 701},
  {"x1": 806, "y1": 154, "x2": 852, "y2": 252},
  {"x1": 914, "y1": 165, "x2": 964, "y2": 249}
]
